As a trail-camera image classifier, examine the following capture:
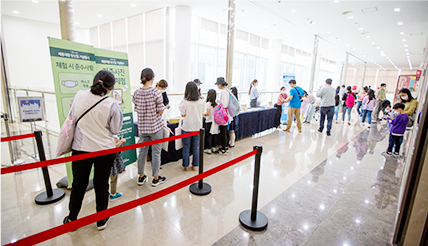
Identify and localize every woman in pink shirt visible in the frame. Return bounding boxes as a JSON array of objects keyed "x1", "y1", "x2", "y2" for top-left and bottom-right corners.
[
  {"x1": 361, "y1": 89, "x2": 376, "y2": 127},
  {"x1": 357, "y1": 86, "x2": 369, "y2": 117},
  {"x1": 274, "y1": 86, "x2": 288, "y2": 127}
]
